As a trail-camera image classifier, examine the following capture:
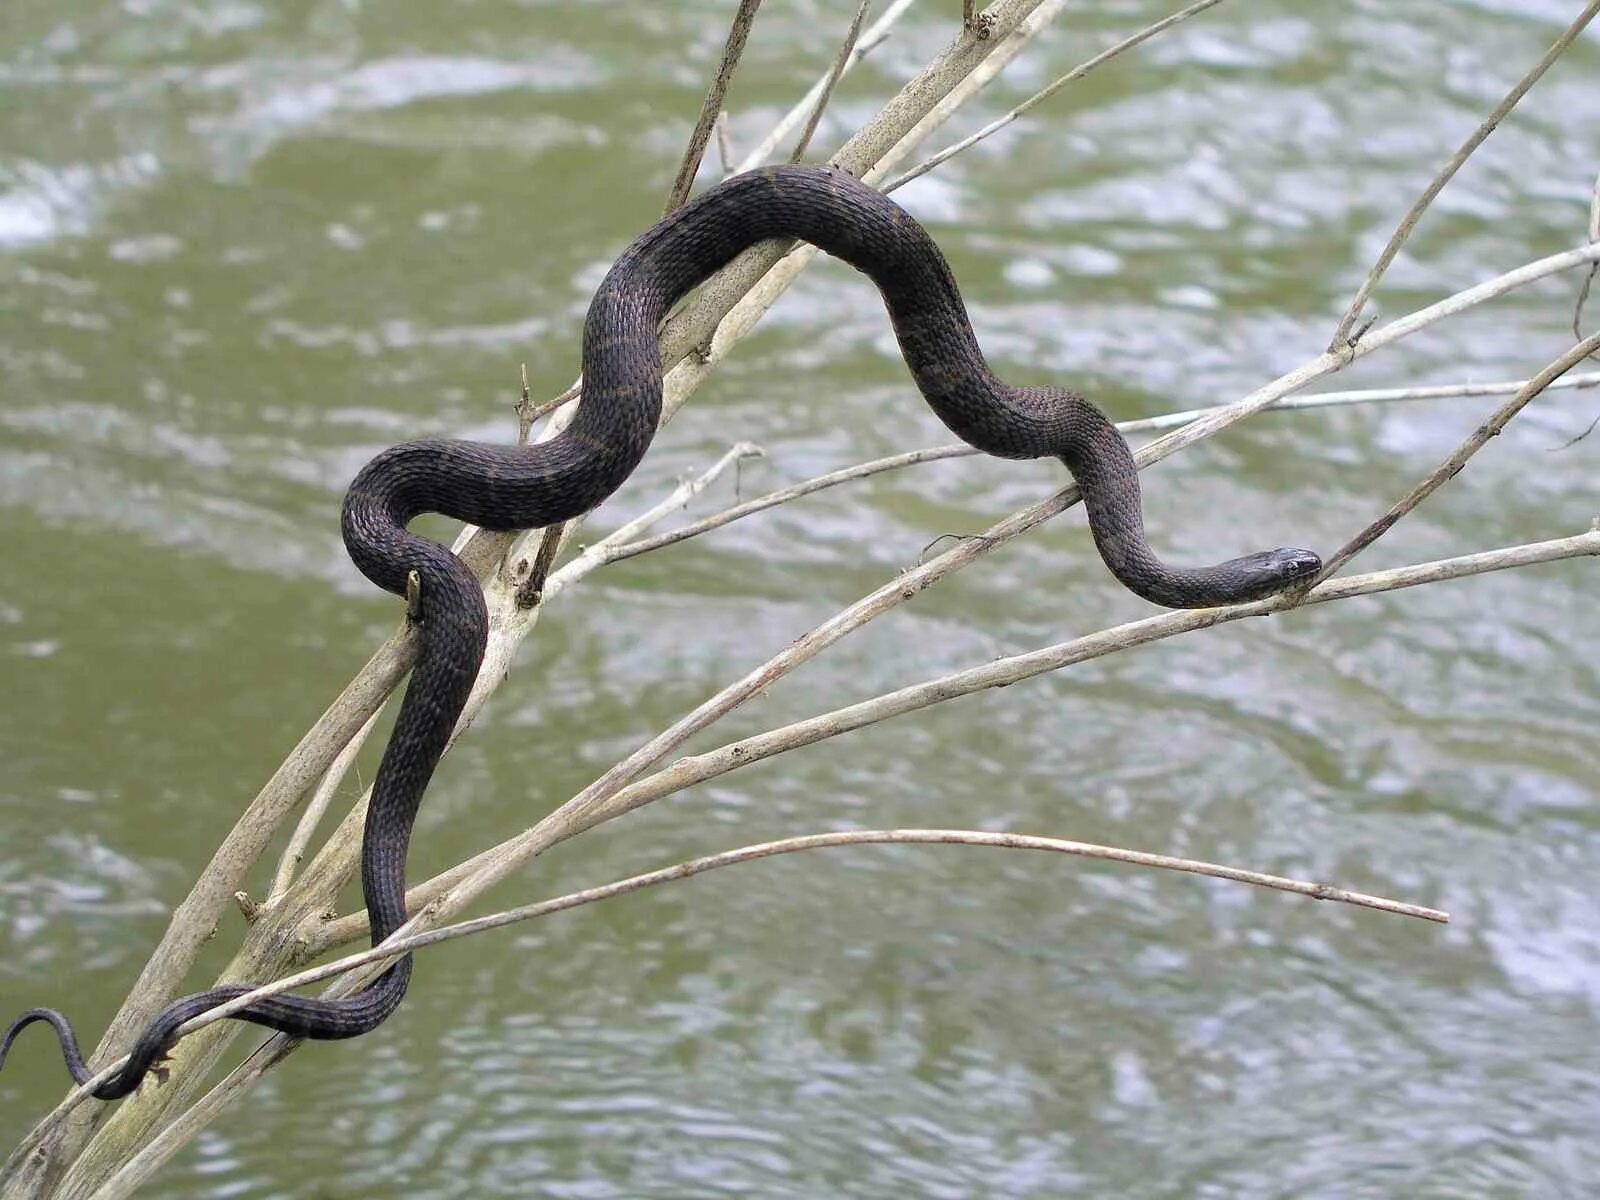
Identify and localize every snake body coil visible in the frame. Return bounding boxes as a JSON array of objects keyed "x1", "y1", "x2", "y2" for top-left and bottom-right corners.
[{"x1": 3, "y1": 165, "x2": 1318, "y2": 1099}]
